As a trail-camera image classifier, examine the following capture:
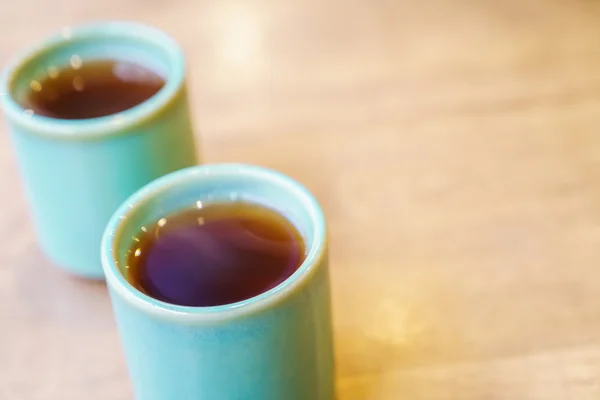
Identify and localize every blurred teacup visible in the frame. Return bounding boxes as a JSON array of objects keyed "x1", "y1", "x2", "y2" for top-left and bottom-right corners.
[{"x1": 0, "y1": 21, "x2": 200, "y2": 279}]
